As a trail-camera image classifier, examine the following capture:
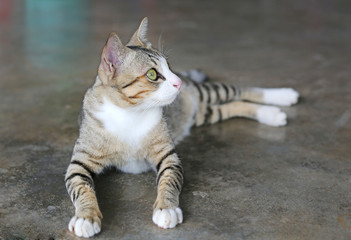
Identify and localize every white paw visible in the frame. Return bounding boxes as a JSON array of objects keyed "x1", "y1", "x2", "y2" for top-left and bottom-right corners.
[
  {"x1": 68, "y1": 216, "x2": 101, "y2": 238},
  {"x1": 257, "y1": 106, "x2": 287, "y2": 127},
  {"x1": 262, "y1": 88, "x2": 299, "y2": 106},
  {"x1": 152, "y1": 207, "x2": 183, "y2": 229}
]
